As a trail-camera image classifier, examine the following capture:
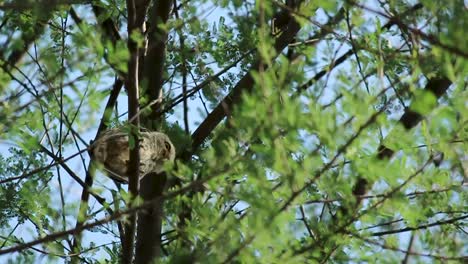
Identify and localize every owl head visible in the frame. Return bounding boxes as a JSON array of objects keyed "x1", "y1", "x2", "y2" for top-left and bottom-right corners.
[{"x1": 148, "y1": 132, "x2": 175, "y2": 162}]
